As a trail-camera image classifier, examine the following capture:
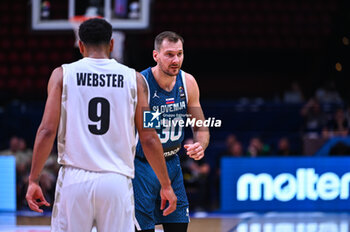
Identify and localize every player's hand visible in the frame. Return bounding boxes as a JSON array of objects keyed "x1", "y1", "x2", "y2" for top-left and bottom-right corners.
[
  {"x1": 184, "y1": 142, "x2": 204, "y2": 160},
  {"x1": 160, "y1": 185, "x2": 177, "y2": 216},
  {"x1": 25, "y1": 181, "x2": 50, "y2": 213}
]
